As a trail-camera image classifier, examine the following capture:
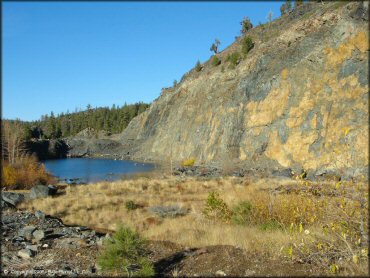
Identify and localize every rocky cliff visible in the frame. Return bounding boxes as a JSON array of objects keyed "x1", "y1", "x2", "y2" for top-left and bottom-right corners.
[
  {"x1": 26, "y1": 139, "x2": 69, "y2": 160},
  {"x1": 120, "y1": 1, "x2": 368, "y2": 178}
]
